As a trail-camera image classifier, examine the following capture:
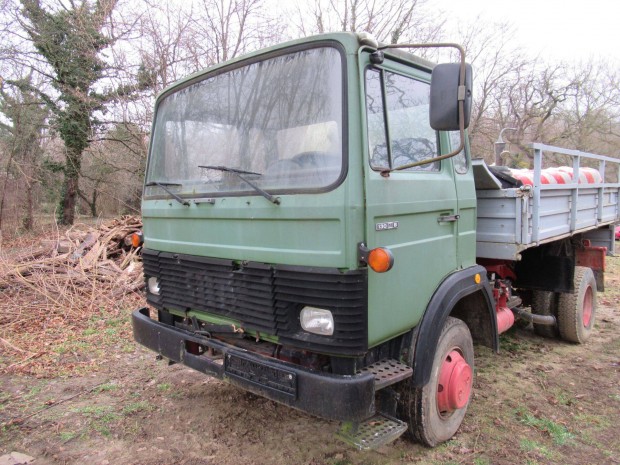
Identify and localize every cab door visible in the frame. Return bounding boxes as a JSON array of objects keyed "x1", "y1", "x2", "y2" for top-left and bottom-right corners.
[
  {"x1": 449, "y1": 132, "x2": 478, "y2": 269},
  {"x1": 363, "y1": 64, "x2": 459, "y2": 347}
]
